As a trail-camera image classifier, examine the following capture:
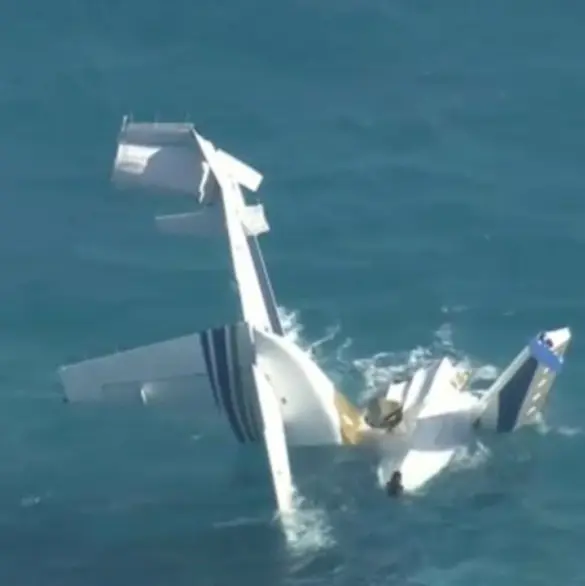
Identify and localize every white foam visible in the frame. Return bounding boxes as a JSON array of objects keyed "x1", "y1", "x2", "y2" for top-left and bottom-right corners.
[
  {"x1": 534, "y1": 415, "x2": 582, "y2": 438},
  {"x1": 277, "y1": 306, "x2": 304, "y2": 345},
  {"x1": 279, "y1": 488, "x2": 336, "y2": 556},
  {"x1": 451, "y1": 440, "x2": 492, "y2": 471},
  {"x1": 274, "y1": 307, "x2": 337, "y2": 553}
]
